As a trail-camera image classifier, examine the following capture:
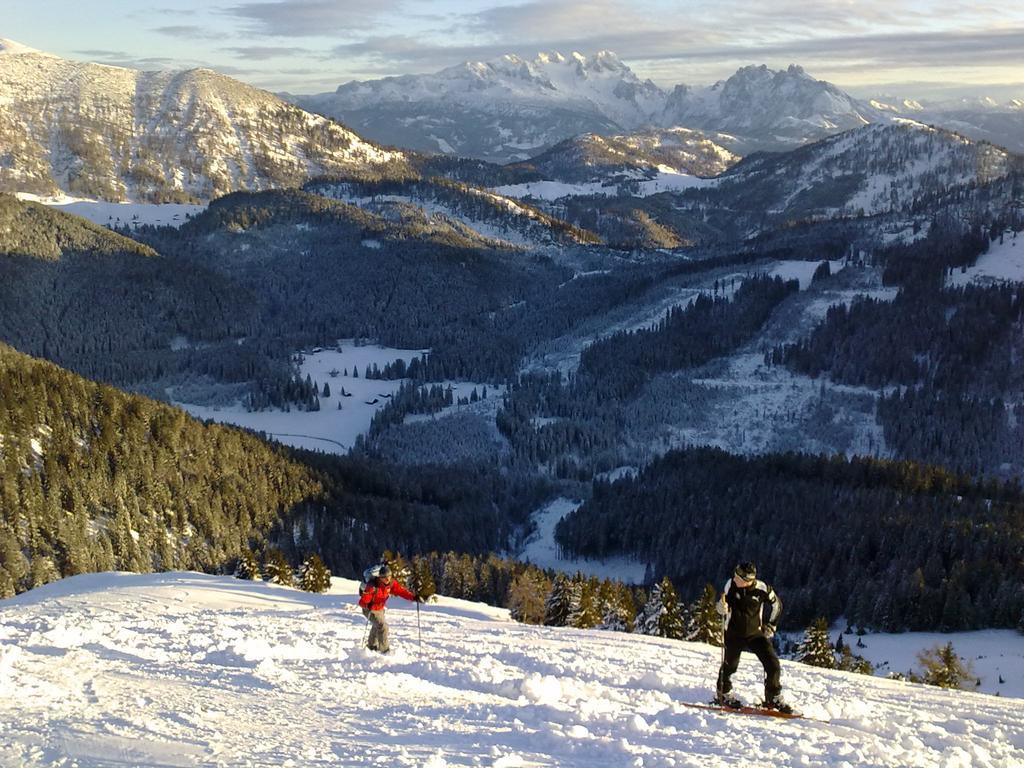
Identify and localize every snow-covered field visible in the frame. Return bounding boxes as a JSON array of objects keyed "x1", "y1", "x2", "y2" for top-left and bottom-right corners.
[
  {"x1": 814, "y1": 625, "x2": 1024, "y2": 699},
  {"x1": 518, "y1": 498, "x2": 648, "y2": 584},
  {"x1": 15, "y1": 193, "x2": 206, "y2": 229},
  {"x1": 177, "y1": 341, "x2": 427, "y2": 454},
  {"x1": 1, "y1": 572, "x2": 1022, "y2": 767},
  {"x1": 947, "y1": 235, "x2": 1024, "y2": 287},
  {"x1": 493, "y1": 171, "x2": 714, "y2": 202}
]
